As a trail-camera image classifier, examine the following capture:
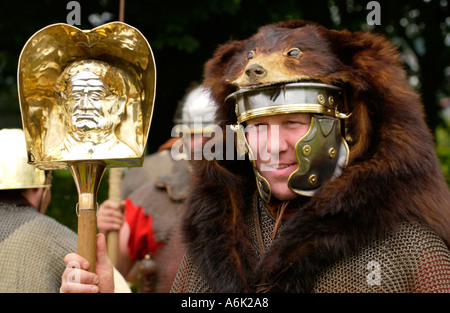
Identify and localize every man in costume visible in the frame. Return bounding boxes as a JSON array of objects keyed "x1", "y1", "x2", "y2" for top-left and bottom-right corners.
[
  {"x1": 171, "y1": 20, "x2": 450, "y2": 293},
  {"x1": 60, "y1": 20, "x2": 450, "y2": 293}
]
